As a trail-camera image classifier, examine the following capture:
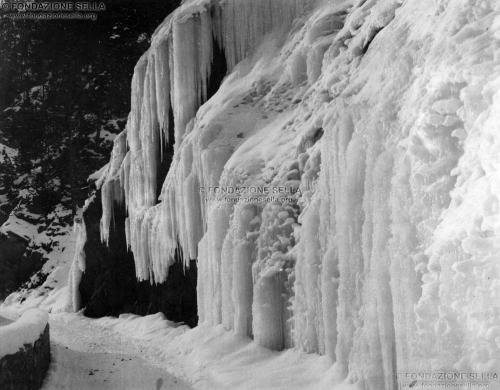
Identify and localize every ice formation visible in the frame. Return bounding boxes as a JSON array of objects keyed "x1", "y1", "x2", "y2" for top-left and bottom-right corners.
[
  {"x1": 95, "y1": 0, "x2": 500, "y2": 387},
  {"x1": 98, "y1": 0, "x2": 318, "y2": 282},
  {"x1": 68, "y1": 197, "x2": 92, "y2": 312}
]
